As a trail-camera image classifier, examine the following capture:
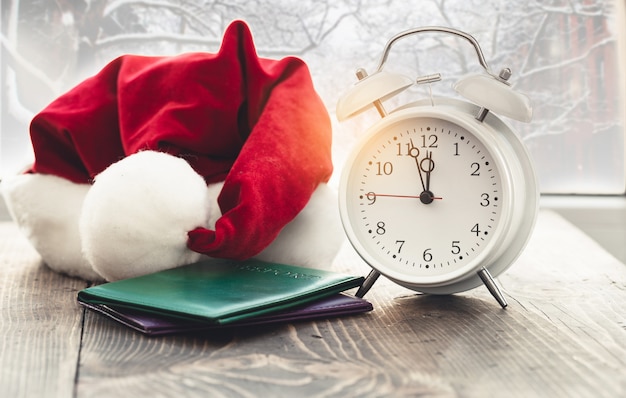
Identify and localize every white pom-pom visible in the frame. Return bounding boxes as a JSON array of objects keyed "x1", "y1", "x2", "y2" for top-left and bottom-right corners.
[{"x1": 80, "y1": 151, "x2": 211, "y2": 281}]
